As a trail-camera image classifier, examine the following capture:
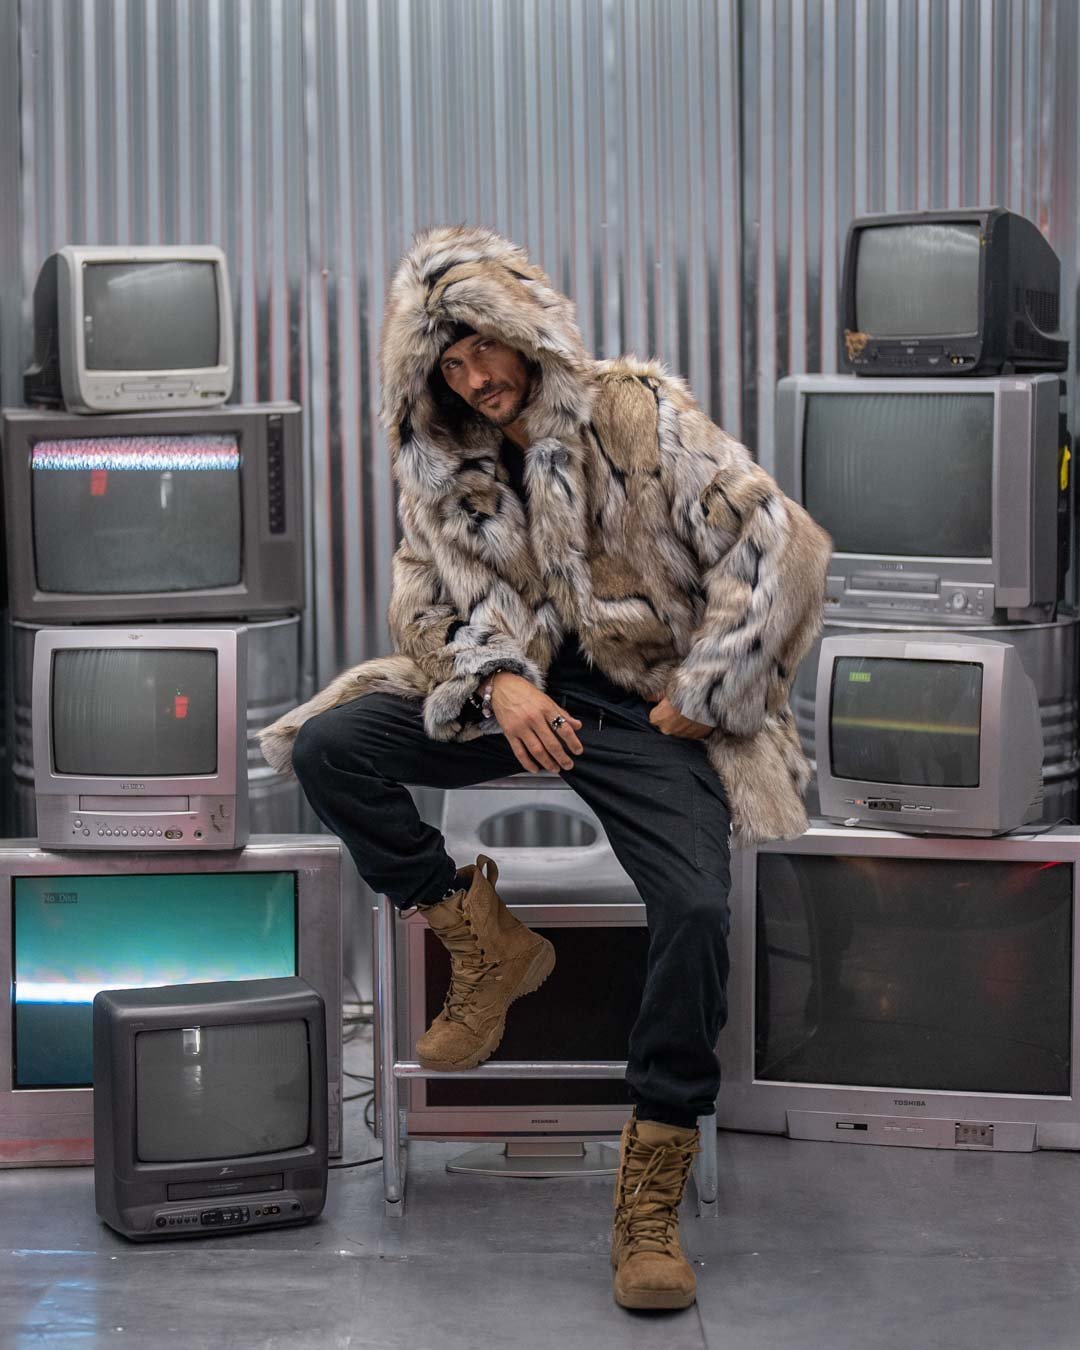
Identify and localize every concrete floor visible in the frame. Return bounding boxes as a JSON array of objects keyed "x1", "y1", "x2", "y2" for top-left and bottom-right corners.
[{"x1": 4, "y1": 1025, "x2": 1080, "y2": 1349}]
